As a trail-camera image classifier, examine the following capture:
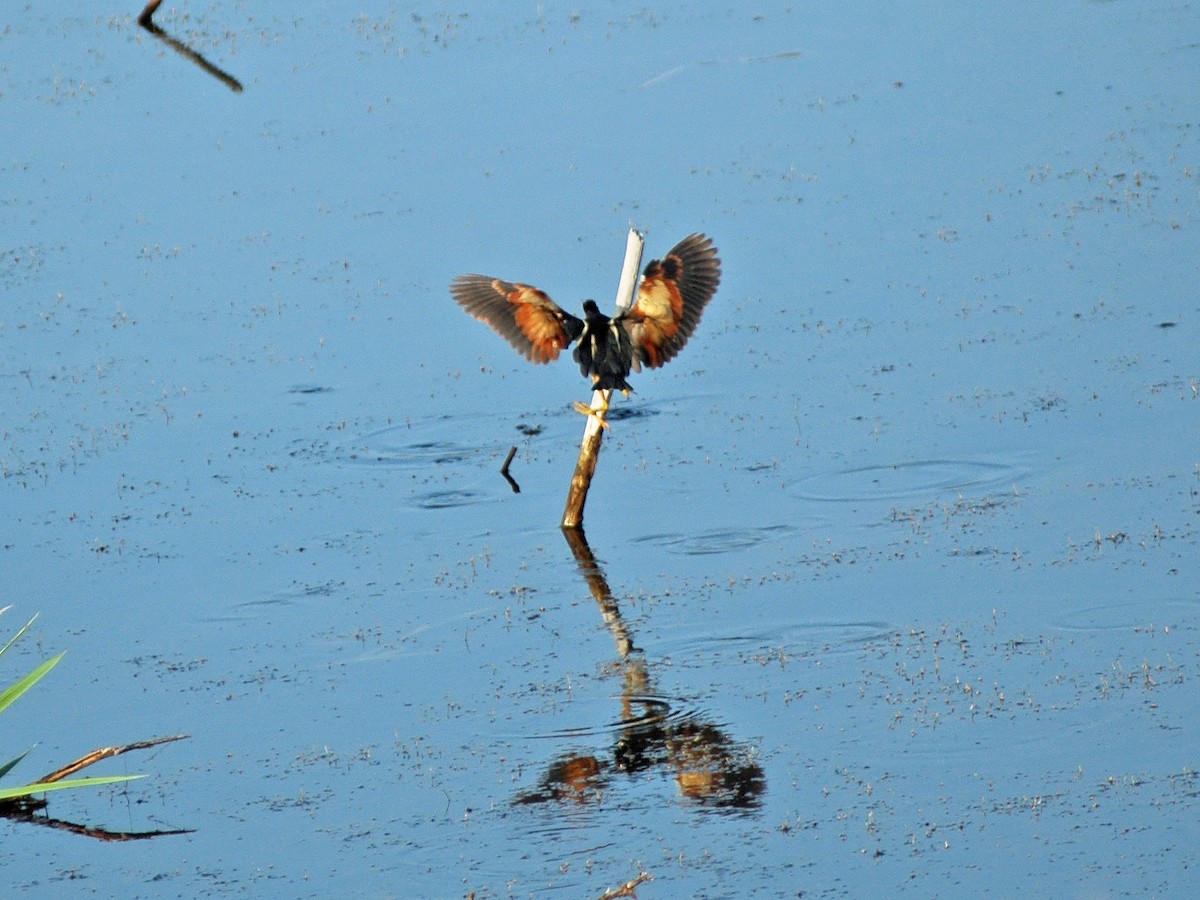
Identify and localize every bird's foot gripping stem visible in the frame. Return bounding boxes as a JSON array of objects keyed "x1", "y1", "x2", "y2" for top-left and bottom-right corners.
[{"x1": 573, "y1": 396, "x2": 610, "y2": 429}]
